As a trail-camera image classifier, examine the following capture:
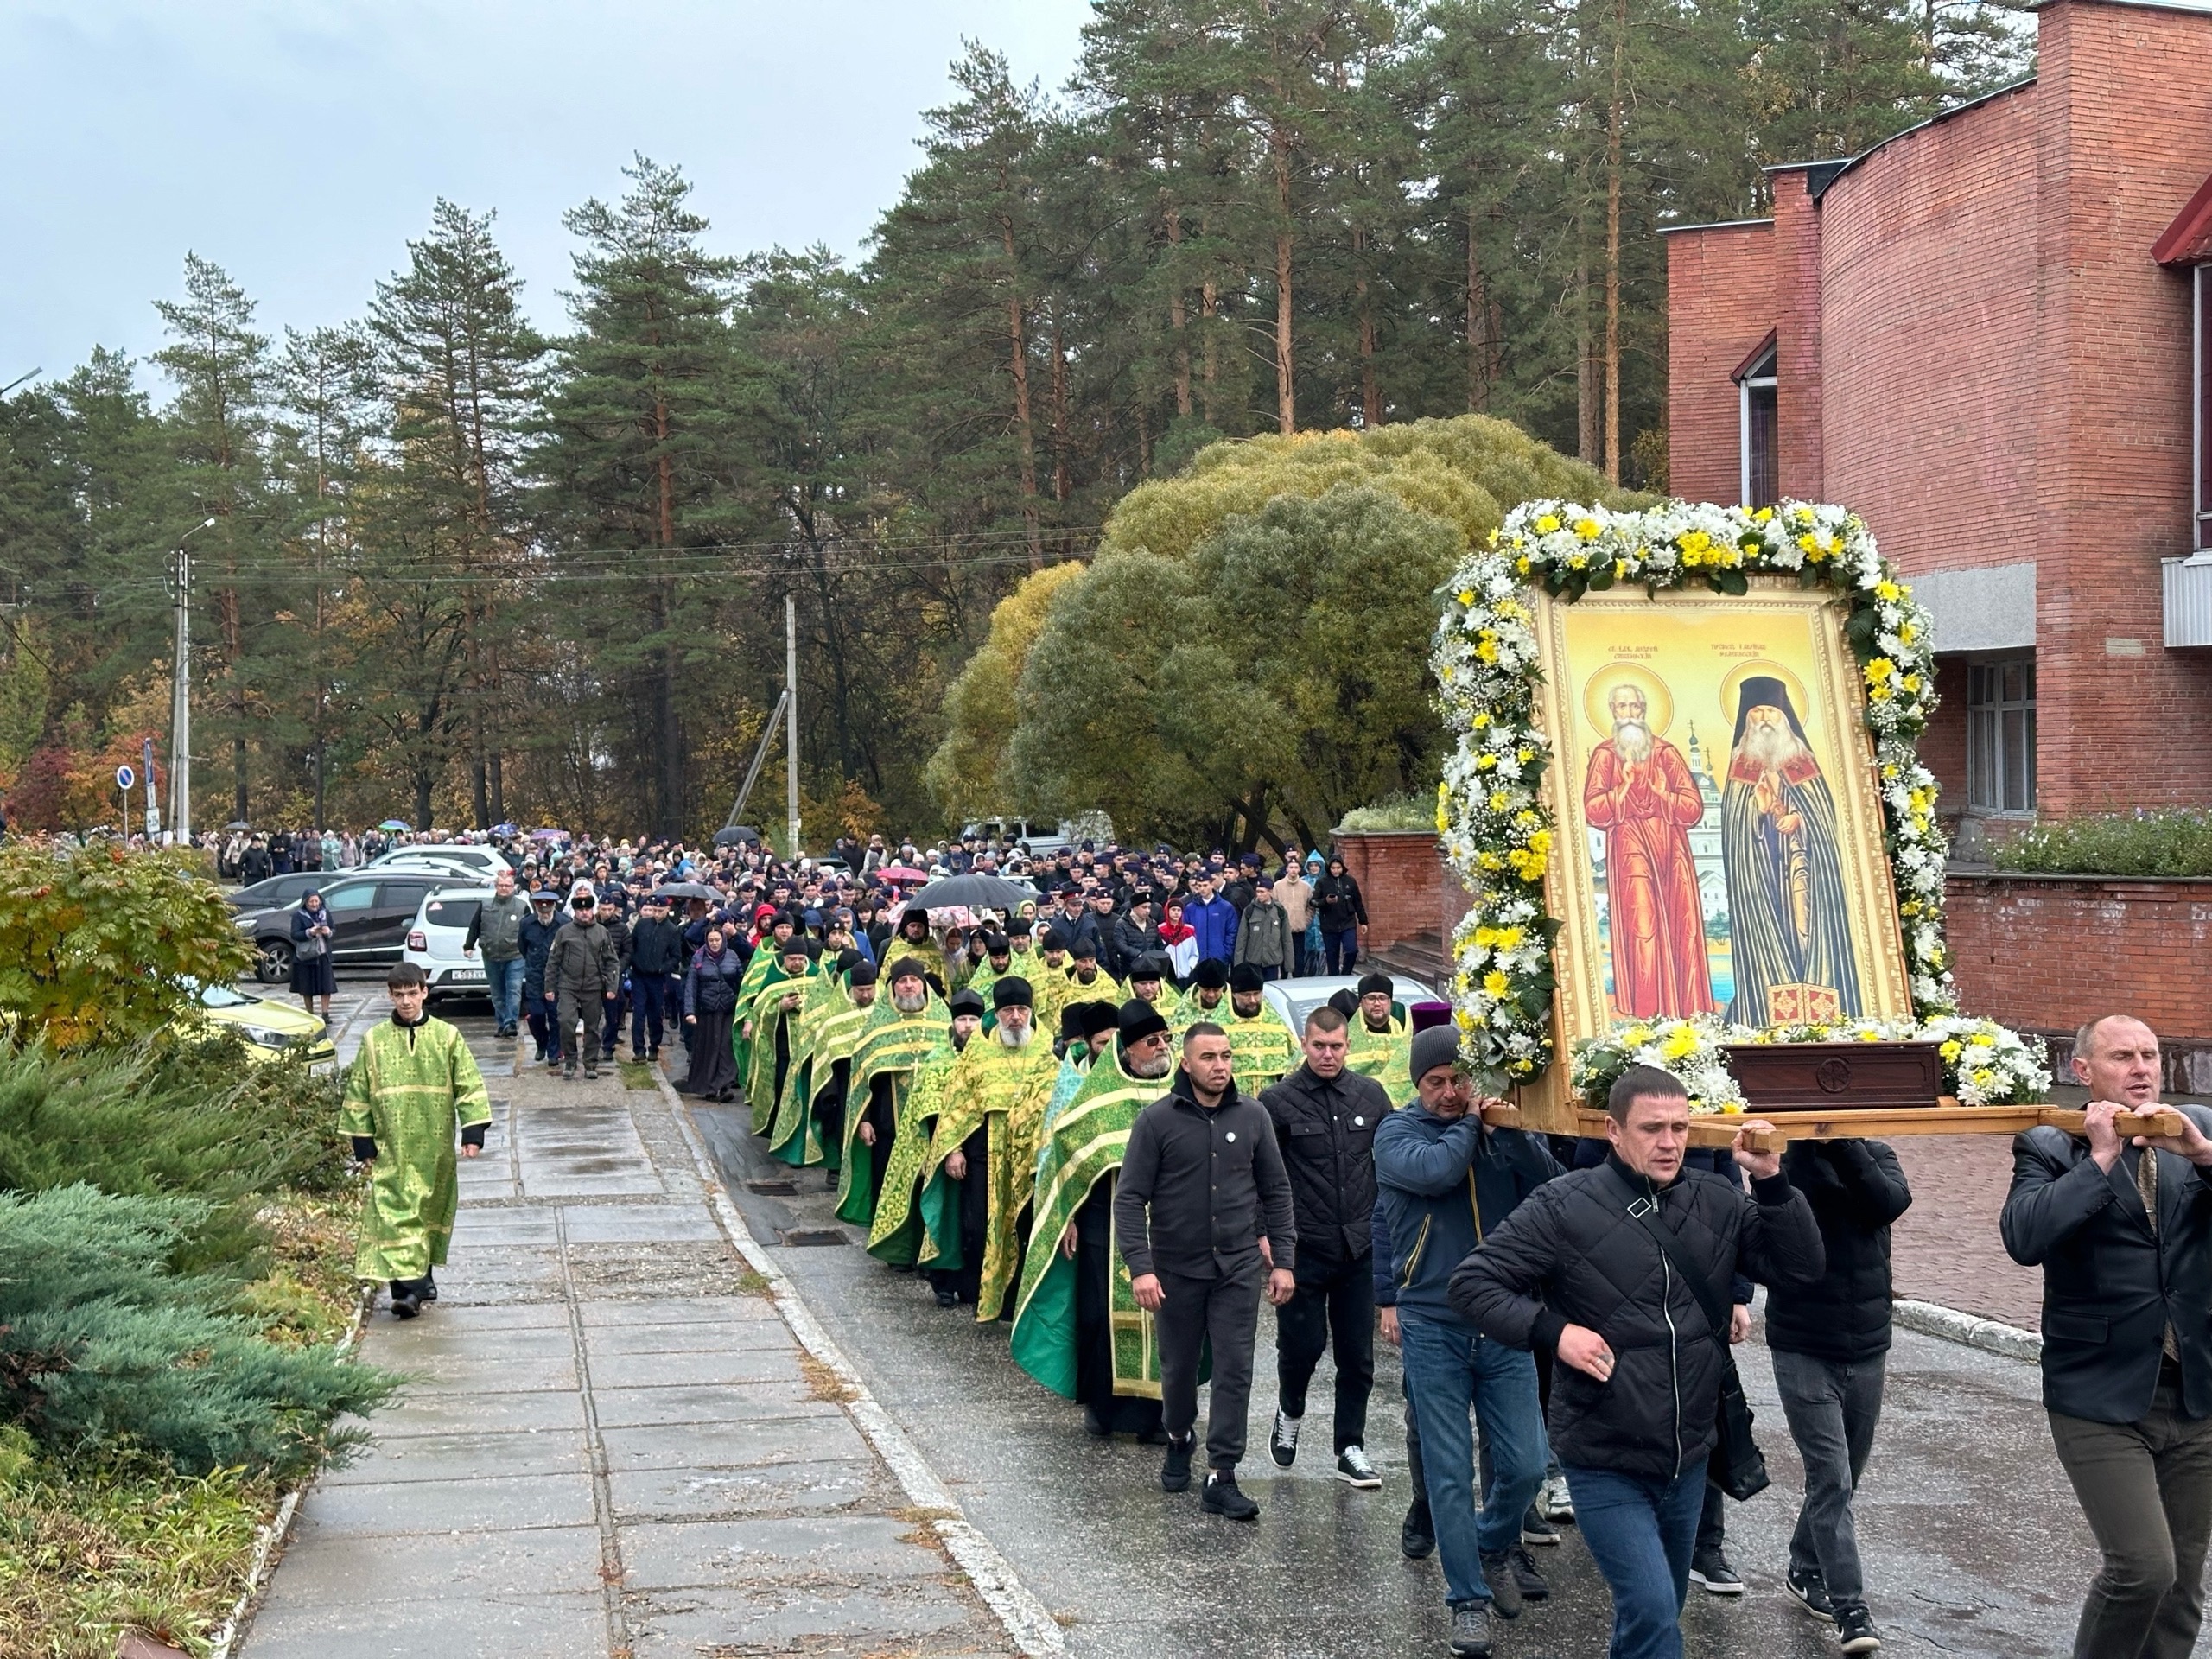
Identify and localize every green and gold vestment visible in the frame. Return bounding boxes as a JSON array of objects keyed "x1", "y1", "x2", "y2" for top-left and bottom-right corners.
[
  {"x1": 834, "y1": 993, "x2": 948, "y2": 1226},
  {"x1": 918, "y1": 1033, "x2": 1062, "y2": 1321},
  {"x1": 340, "y1": 1016, "x2": 492, "y2": 1281}
]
